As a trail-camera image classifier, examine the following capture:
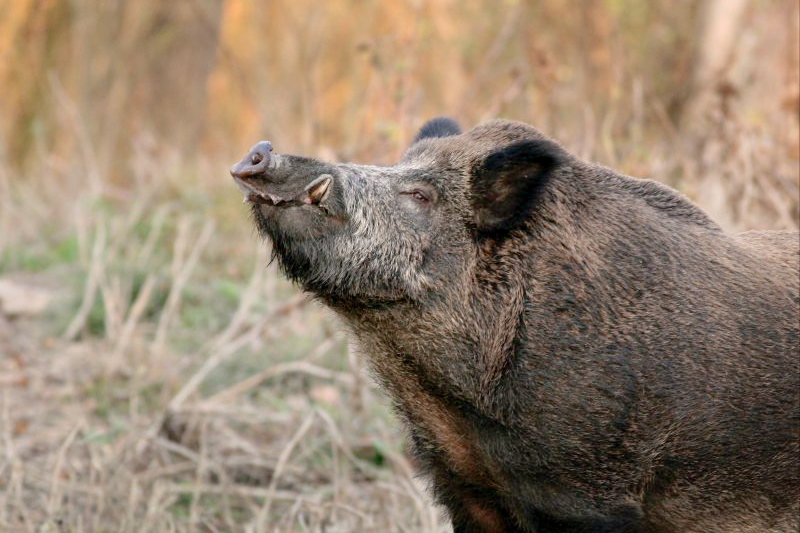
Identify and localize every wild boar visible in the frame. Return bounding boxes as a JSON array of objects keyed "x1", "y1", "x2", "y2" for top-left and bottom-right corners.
[{"x1": 230, "y1": 118, "x2": 799, "y2": 532}]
